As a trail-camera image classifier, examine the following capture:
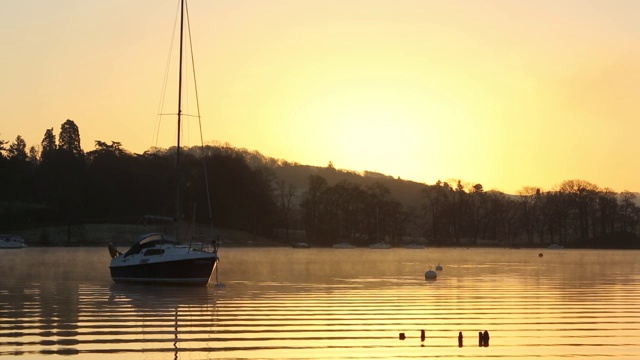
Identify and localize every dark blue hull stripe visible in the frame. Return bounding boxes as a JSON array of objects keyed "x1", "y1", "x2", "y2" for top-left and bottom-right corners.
[{"x1": 110, "y1": 257, "x2": 217, "y2": 286}]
